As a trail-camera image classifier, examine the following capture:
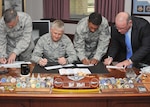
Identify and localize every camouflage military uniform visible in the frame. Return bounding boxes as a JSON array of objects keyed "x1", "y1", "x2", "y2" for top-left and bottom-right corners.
[
  {"x1": 0, "y1": 12, "x2": 34, "y2": 61},
  {"x1": 31, "y1": 33, "x2": 77, "y2": 64},
  {"x1": 74, "y1": 16, "x2": 111, "y2": 61}
]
